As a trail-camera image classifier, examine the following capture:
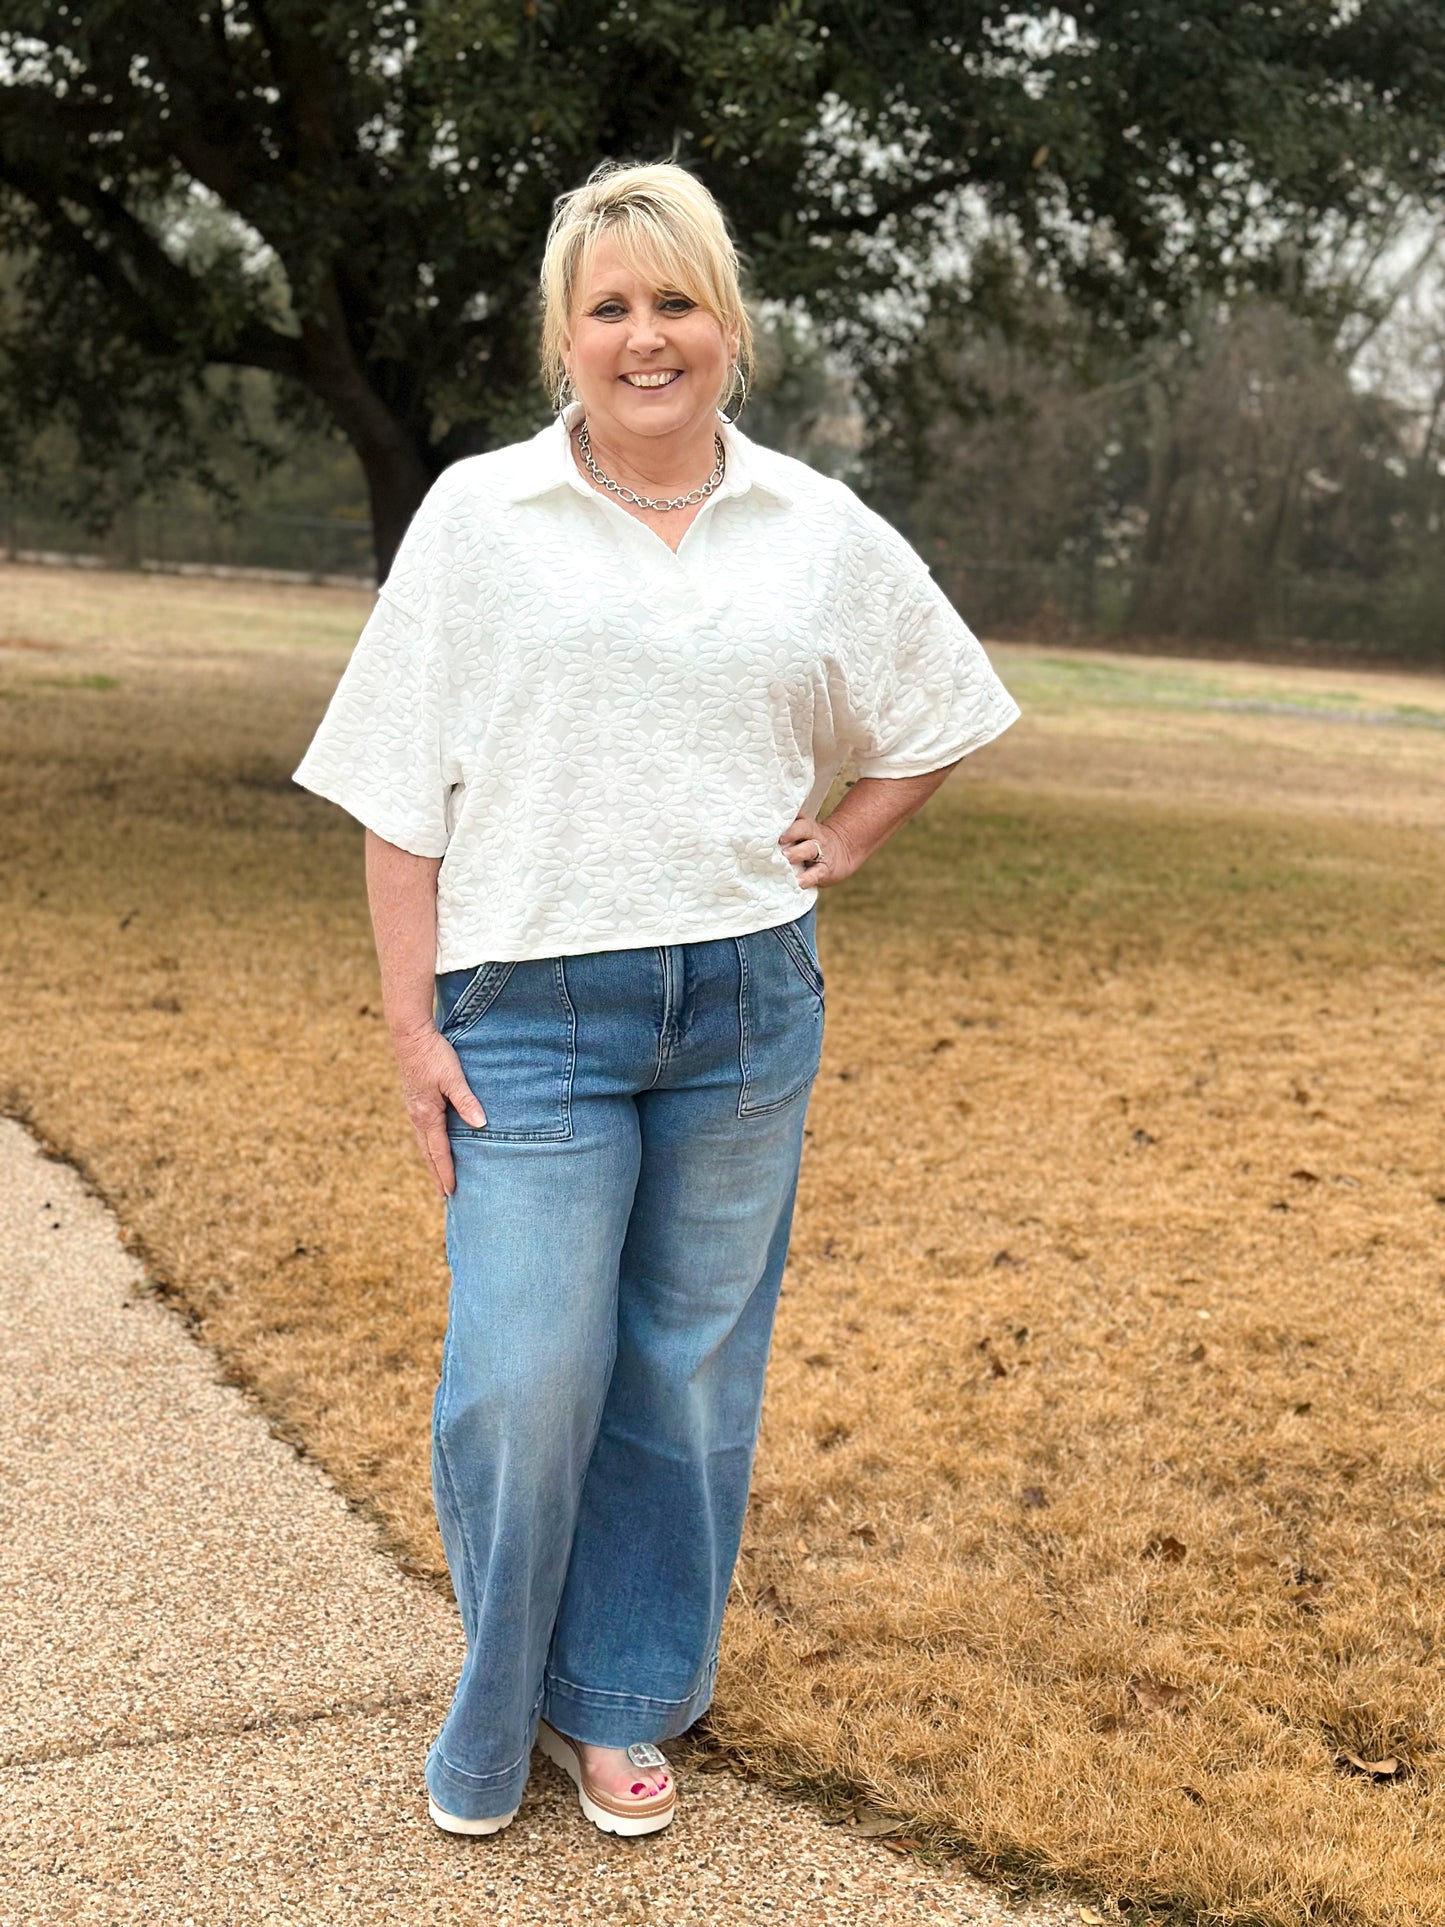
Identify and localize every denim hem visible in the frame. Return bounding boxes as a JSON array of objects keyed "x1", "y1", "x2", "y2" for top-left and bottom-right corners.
[
  {"x1": 423, "y1": 1685, "x2": 544, "y2": 1822},
  {"x1": 424, "y1": 1737, "x2": 535, "y2": 1822},
  {"x1": 539, "y1": 1649, "x2": 720, "y2": 1747}
]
